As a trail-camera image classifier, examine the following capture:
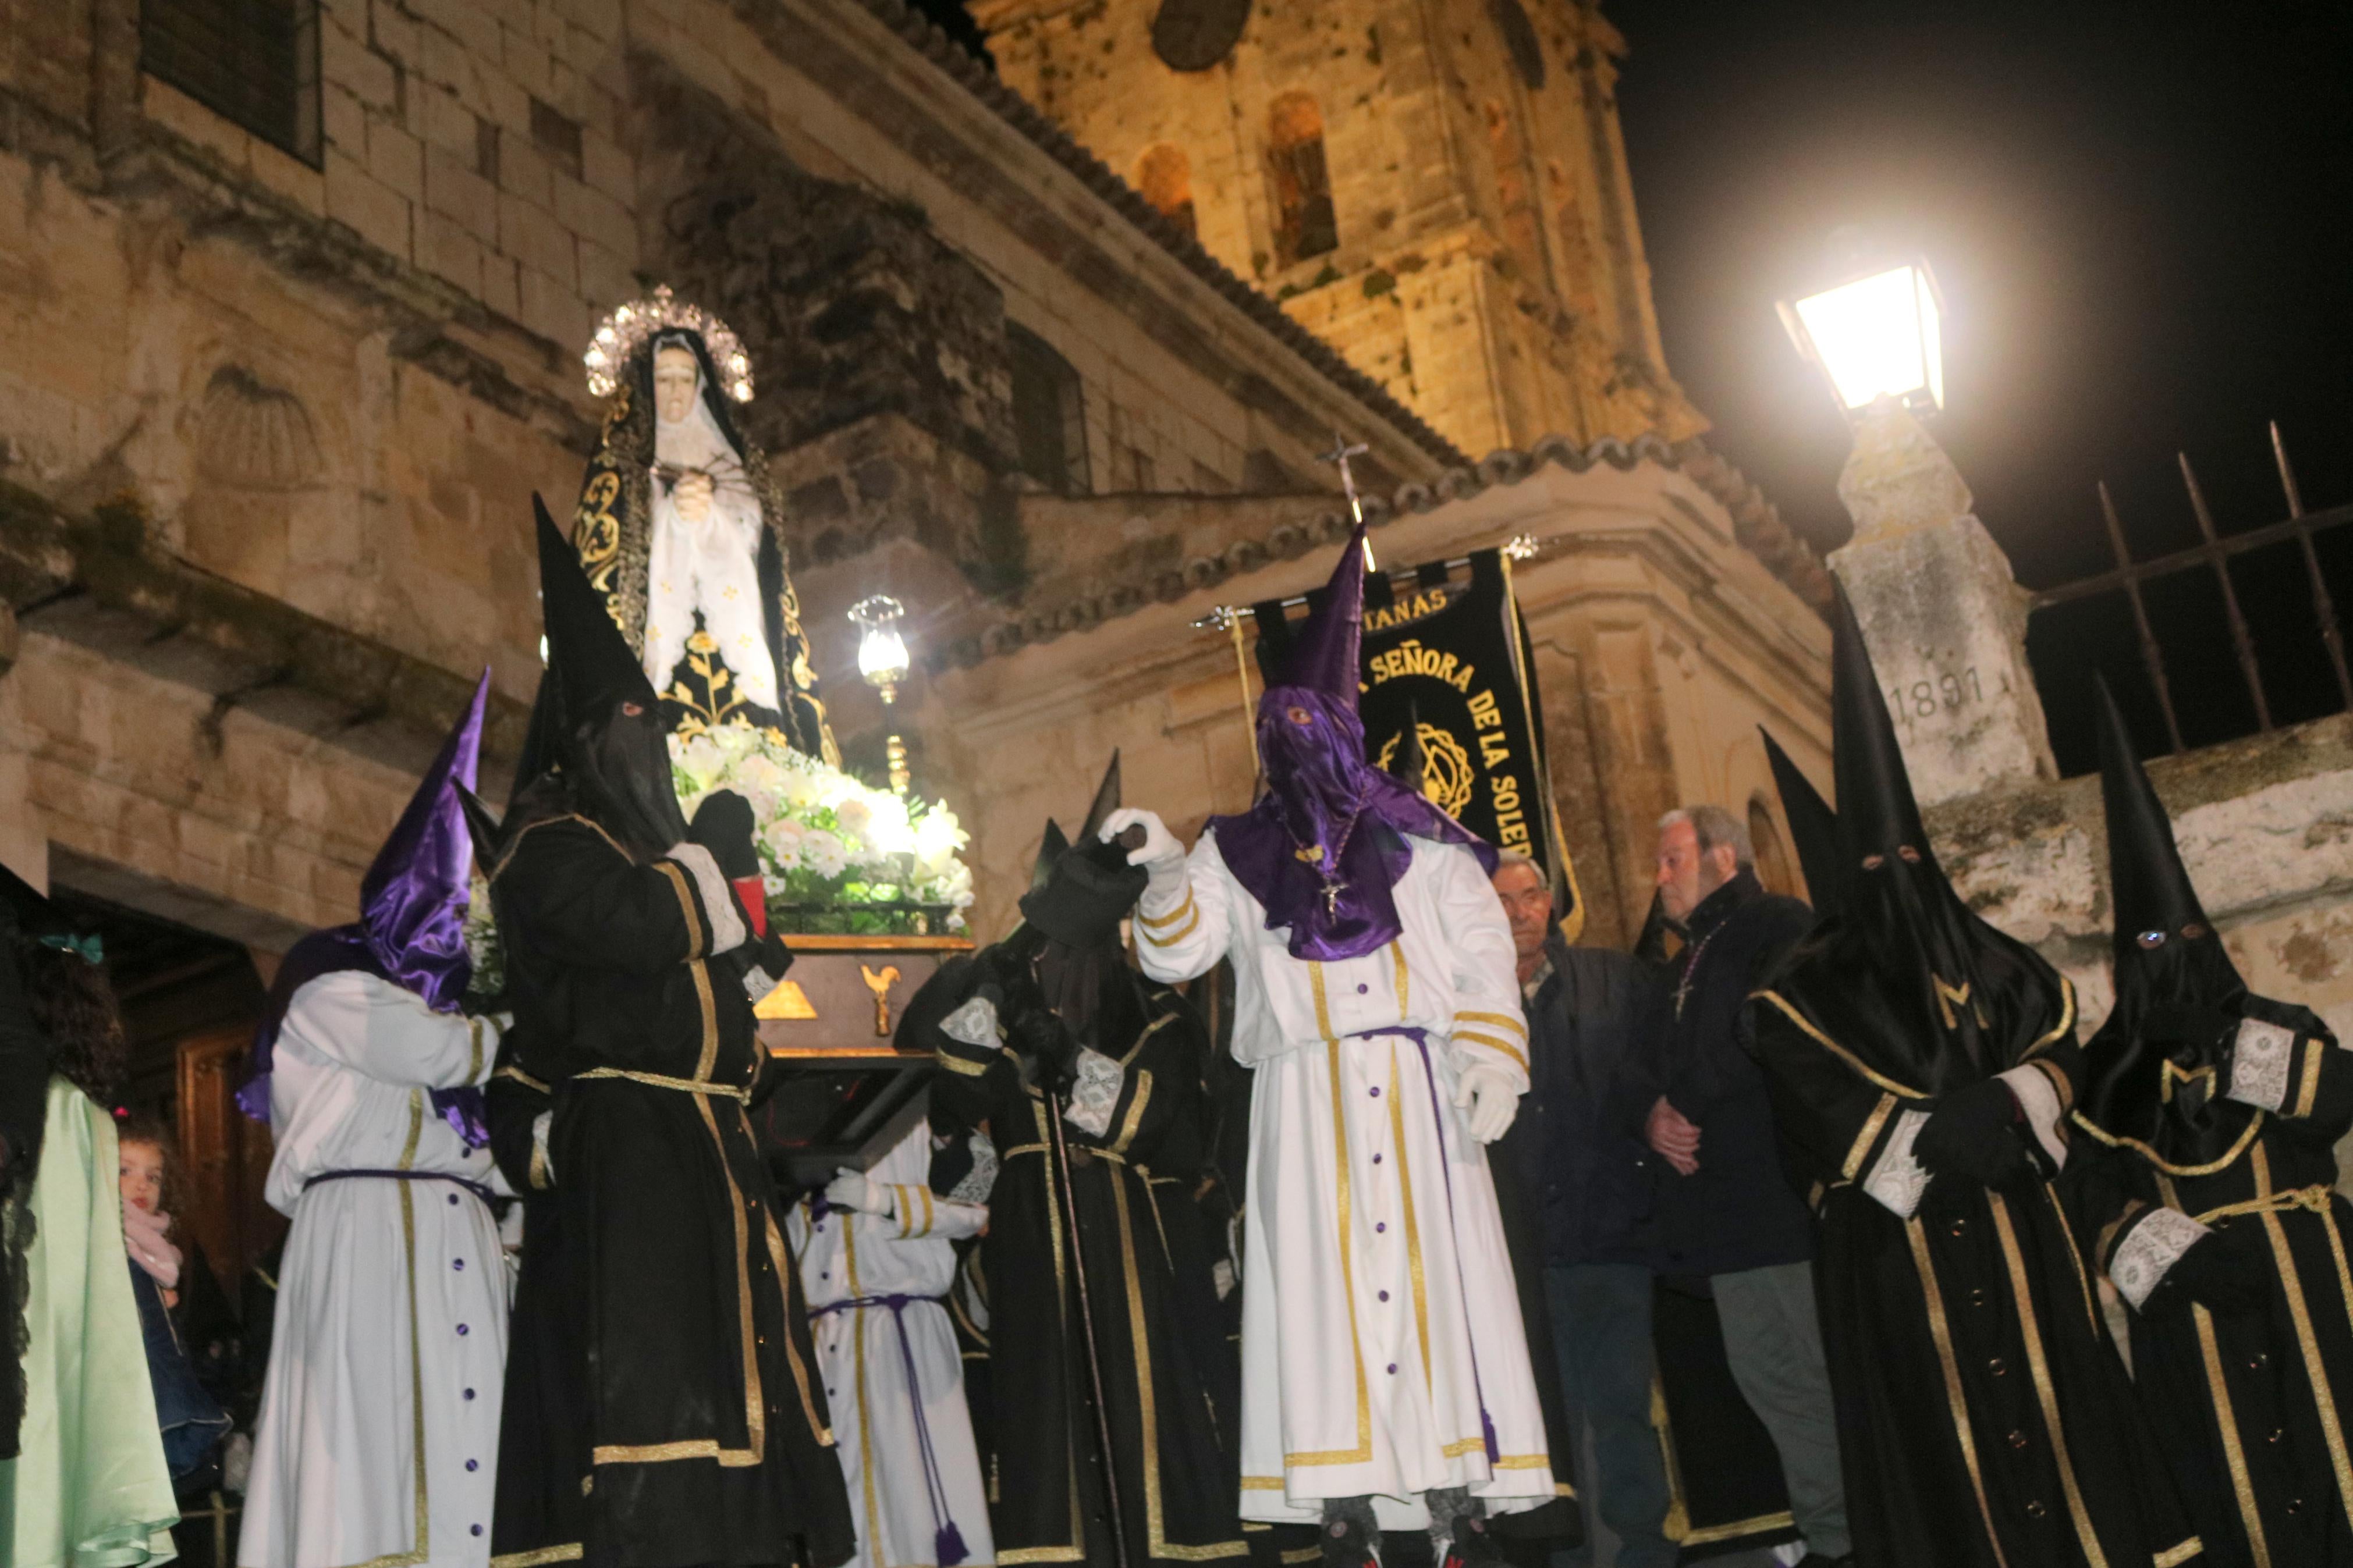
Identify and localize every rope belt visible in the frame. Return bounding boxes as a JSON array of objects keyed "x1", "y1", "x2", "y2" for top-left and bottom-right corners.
[
  {"x1": 1001, "y1": 1143, "x2": 1169, "y2": 1184},
  {"x1": 810, "y1": 1292, "x2": 966, "y2": 1563},
  {"x1": 2196, "y1": 1183, "x2": 2338, "y2": 1226},
  {"x1": 304, "y1": 1169, "x2": 498, "y2": 1206},
  {"x1": 575, "y1": 1067, "x2": 751, "y2": 1101}
]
